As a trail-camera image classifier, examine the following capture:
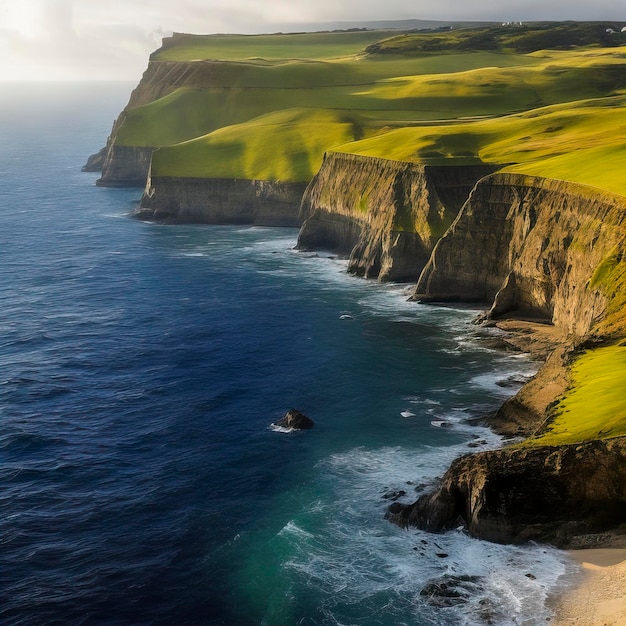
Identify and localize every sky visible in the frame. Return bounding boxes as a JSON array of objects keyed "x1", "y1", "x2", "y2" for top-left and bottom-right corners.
[{"x1": 0, "y1": 0, "x2": 624, "y2": 82}]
